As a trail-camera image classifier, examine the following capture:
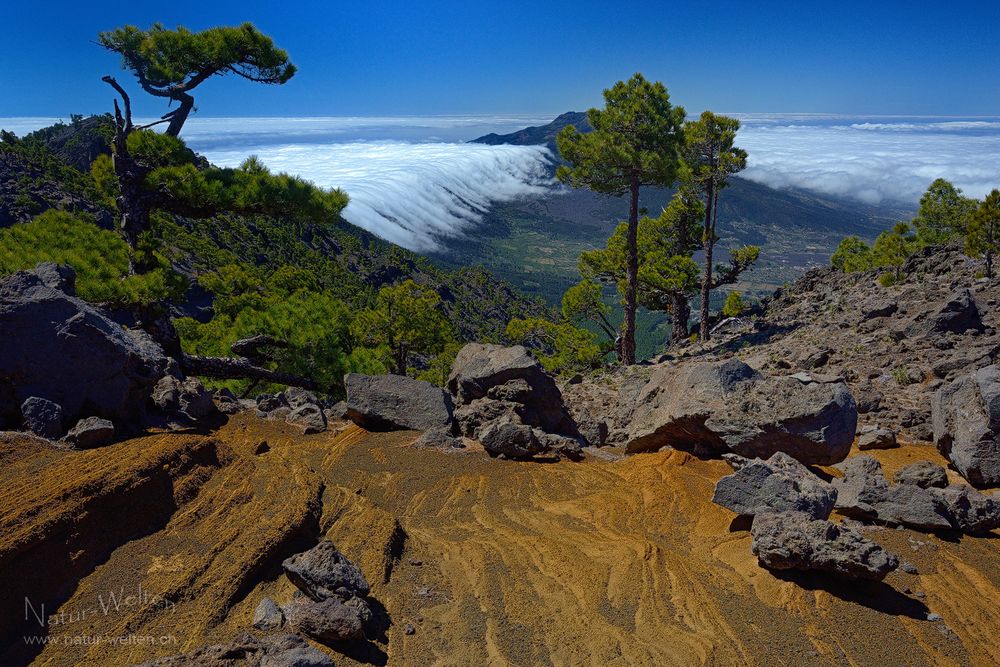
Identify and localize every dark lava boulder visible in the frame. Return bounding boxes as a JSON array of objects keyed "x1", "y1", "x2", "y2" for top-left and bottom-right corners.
[
  {"x1": 20, "y1": 396, "x2": 64, "y2": 439},
  {"x1": 933, "y1": 364, "x2": 1000, "y2": 487},
  {"x1": 282, "y1": 539, "x2": 370, "y2": 601},
  {"x1": 345, "y1": 373, "x2": 453, "y2": 431},
  {"x1": 447, "y1": 343, "x2": 575, "y2": 436},
  {"x1": 626, "y1": 359, "x2": 857, "y2": 465},
  {"x1": 62, "y1": 416, "x2": 115, "y2": 449},
  {"x1": 283, "y1": 595, "x2": 367, "y2": 643},
  {"x1": 712, "y1": 452, "x2": 837, "y2": 520},
  {"x1": 0, "y1": 265, "x2": 173, "y2": 432},
  {"x1": 893, "y1": 461, "x2": 949, "y2": 489},
  {"x1": 476, "y1": 416, "x2": 546, "y2": 459},
  {"x1": 834, "y1": 454, "x2": 1000, "y2": 533},
  {"x1": 136, "y1": 633, "x2": 334, "y2": 667},
  {"x1": 750, "y1": 511, "x2": 899, "y2": 582}
]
